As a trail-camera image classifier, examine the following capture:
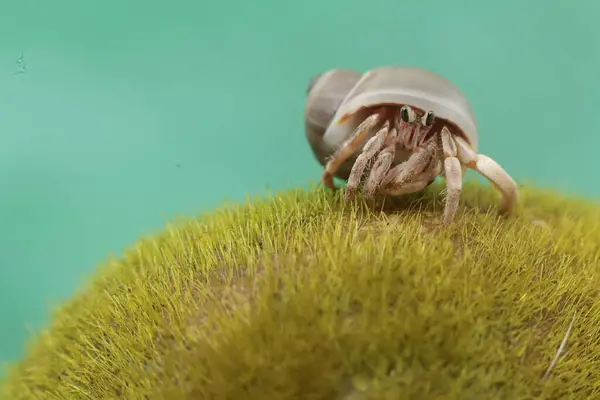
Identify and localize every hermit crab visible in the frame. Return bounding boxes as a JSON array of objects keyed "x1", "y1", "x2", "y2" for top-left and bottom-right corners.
[{"x1": 304, "y1": 66, "x2": 518, "y2": 225}]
